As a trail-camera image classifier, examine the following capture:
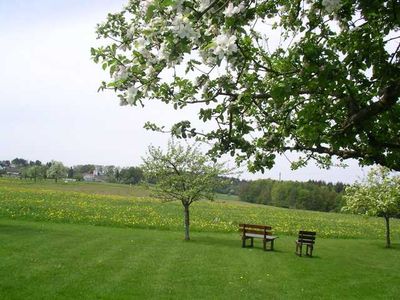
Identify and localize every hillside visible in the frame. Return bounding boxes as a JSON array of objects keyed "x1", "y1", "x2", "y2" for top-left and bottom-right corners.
[
  {"x1": 1, "y1": 178, "x2": 399, "y2": 240},
  {"x1": 1, "y1": 178, "x2": 400, "y2": 299}
]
